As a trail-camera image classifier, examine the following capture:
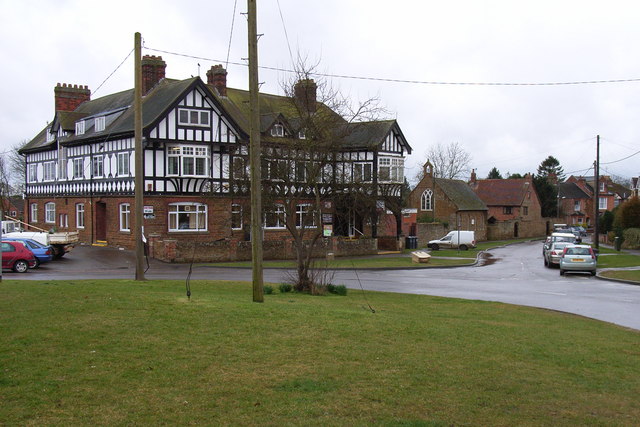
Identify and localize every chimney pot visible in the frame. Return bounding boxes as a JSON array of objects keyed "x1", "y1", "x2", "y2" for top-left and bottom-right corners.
[
  {"x1": 207, "y1": 64, "x2": 228, "y2": 97},
  {"x1": 141, "y1": 55, "x2": 166, "y2": 95},
  {"x1": 294, "y1": 79, "x2": 317, "y2": 113},
  {"x1": 54, "y1": 82, "x2": 91, "y2": 112}
]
